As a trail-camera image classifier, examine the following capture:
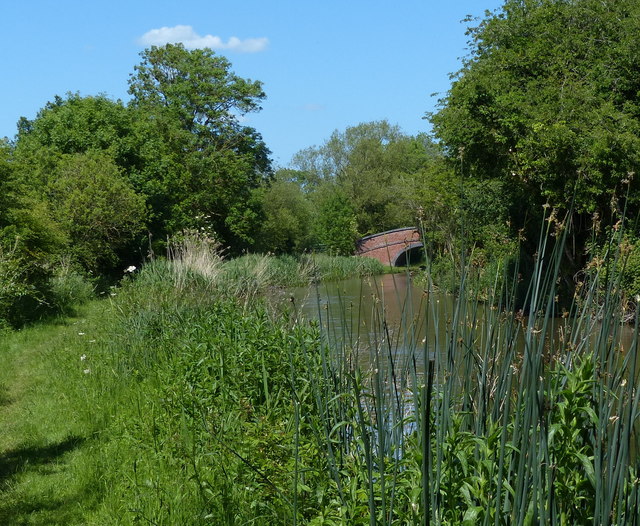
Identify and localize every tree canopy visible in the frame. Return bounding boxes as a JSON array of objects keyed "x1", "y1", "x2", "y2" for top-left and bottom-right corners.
[
  {"x1": 431, "y1": 0, "x2": 640, "y2": 223},
  {"x1": 292, "y1": 121, "x2": 441, "y2": 236},
  {"x1": 128, "y1": 44, "x2": 272, "y2": 251}
]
